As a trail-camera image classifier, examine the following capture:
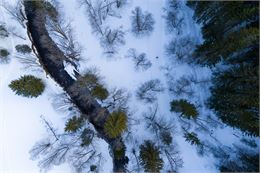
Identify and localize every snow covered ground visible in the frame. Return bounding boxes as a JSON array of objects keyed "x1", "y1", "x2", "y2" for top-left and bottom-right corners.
[{"x1": 0, "y1": 0, "x2": 258, "y2": 173}]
